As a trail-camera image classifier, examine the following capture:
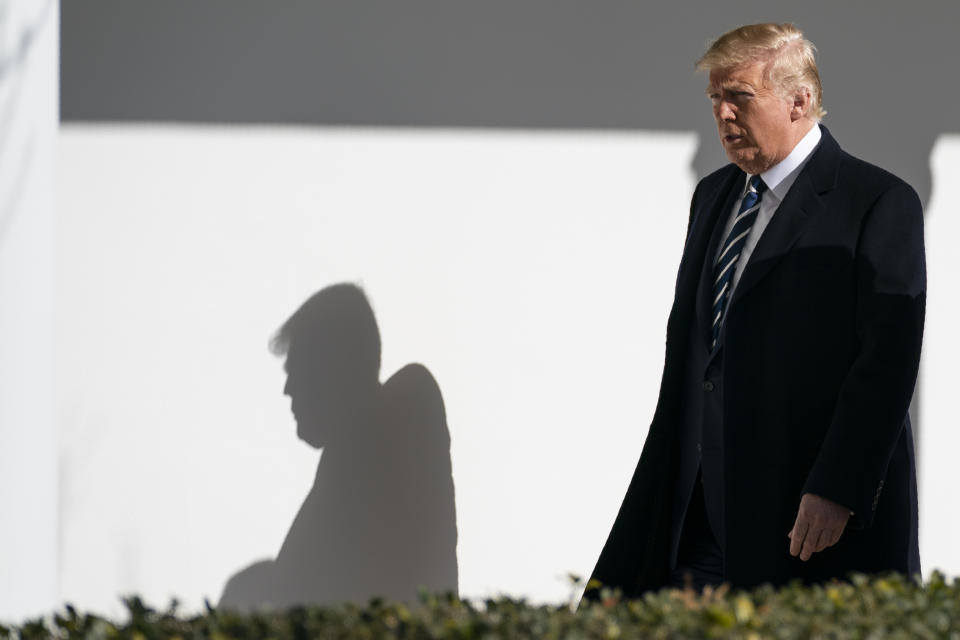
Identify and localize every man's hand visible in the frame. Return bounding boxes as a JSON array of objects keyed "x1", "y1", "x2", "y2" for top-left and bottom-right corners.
[{"x1": 788, "y1": 493, "x2": 850, "y2": 561}]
